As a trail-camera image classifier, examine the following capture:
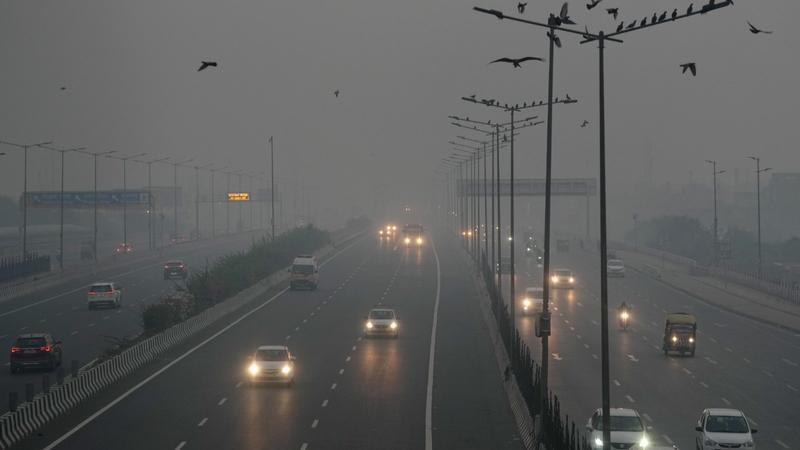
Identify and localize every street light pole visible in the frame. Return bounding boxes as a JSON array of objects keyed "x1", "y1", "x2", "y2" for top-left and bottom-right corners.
[
  {"x1": 705, "y1": 160, "x2": 726, "y2": 264},
  {"x1": 748, "y1": 156, "x2": 771, "y2": 279},
  {"x1": 107, "y1": 153, "x2": 147, "y2": 247},
  {"x1": 143, "y1": 157, "x2": 170, "y2": 250},
  {"x1": 171, "y1": 158, "x2": 194, "y2": 241},
  {"x1": 77, "y1": 149, "x2": 115, "y2": 261},
  {"x1": 39, "y1": 145, "x2": 85, "y2": 270},
  {"x1": 270, "y1": 136, "x2": 276, "y2": 240}
]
